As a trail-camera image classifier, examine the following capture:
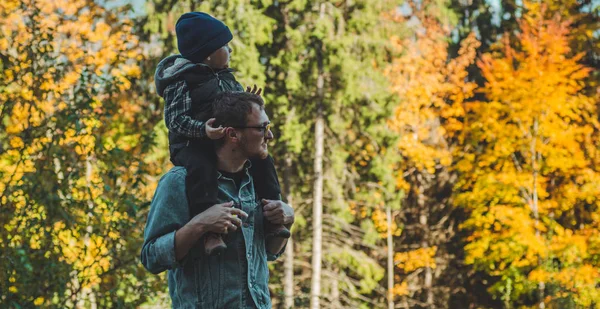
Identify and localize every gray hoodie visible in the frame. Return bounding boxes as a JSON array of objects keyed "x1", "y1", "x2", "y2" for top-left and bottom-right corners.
[{"x1": 154, "y1": 54, "x2": 200, "y2": 98}]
